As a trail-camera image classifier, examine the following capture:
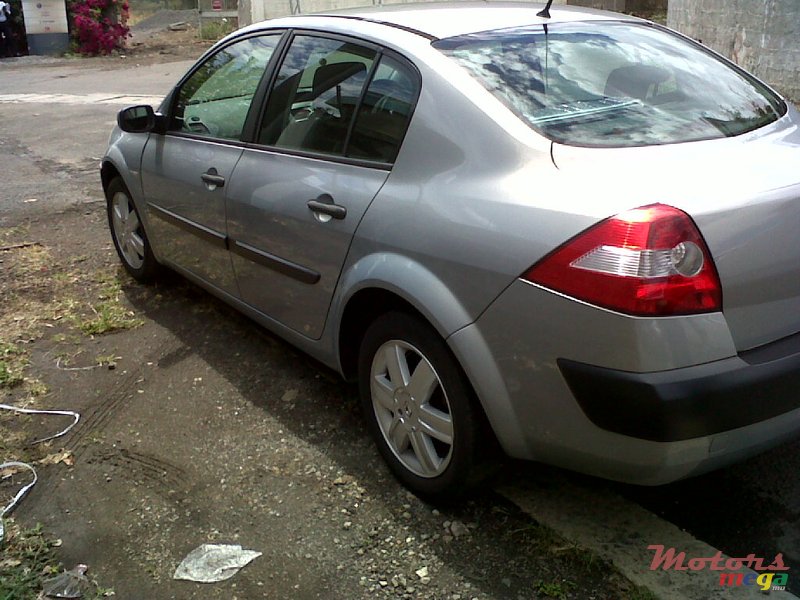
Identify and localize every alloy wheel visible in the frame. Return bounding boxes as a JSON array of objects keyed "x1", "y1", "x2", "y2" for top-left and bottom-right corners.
[
  {"x1": 370, "y1": 340, "x2": 454, "y2": 478},
  {"x1": 110, "y1": 191, "x2": 145, "y2": 270}
]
